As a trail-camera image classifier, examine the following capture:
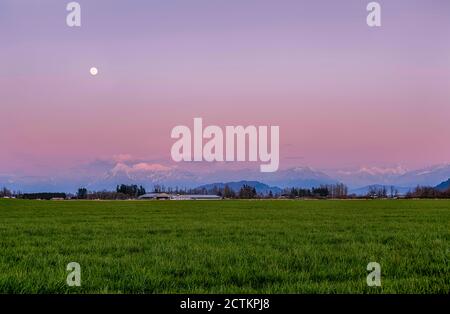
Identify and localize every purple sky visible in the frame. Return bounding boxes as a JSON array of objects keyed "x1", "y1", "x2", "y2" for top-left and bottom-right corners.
[{"x1": 1, "y1": 0, "x2": 450, "y2": 176}]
